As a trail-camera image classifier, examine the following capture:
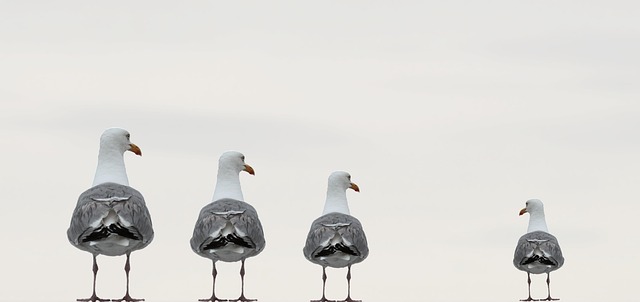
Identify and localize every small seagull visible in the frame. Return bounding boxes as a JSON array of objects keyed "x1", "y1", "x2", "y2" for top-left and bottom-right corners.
[
  {"x1": 513, "y1": 199, "x2": 564, "y2": 301},
  {"x1": 304, "y1": 171, "x2": 369, "y2": 302},
  {"x1": 191, "y1": 151, "x2": 265, "y2": 302}
]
